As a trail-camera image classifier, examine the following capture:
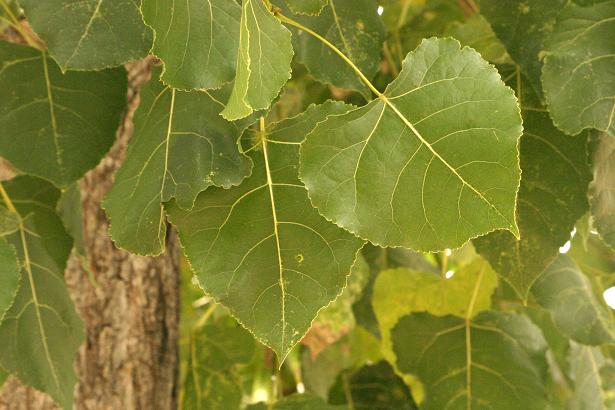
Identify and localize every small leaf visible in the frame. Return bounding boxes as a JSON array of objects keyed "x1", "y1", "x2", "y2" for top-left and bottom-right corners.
[
  {"x1": 481, "y1": 0, "x2": 565, "y2": 98},
  {"x1": 103, "y1": 68, "x2": 252, "y2": 256},
  {"x1": 221, "y1": 0, "x2": 293, "y2": 120},
  {"x1": 182, "y1": 323, "x2": 255, "y2": 410},
  {"x1": 167, "y1": 102, "x2": 365, "y2": 359},
  {"x1": 590, "y1": 132, "x2": 615, "y2": 249},
  {"x1": 284, "y1": 0, "x2": 328, "y2": 15},
  {"x1": 445, "y1": 14, "x2": 512, "y2": 65},
  {"x1": 283, "y1": 0, "x2": 386, "y2": 97},
  {"x1": 20, "y1": 0, "x2": 152, "y2": 70},
  {"x1": 392, "y1": 311, "x2": 548, "y2": 410},
  {"x1": 474, "y1": 108, "x2": 592, "y2": 300},
  {"x1": 141, "y1": 0, "x2": 241, "y2": 90},
  {"x1": 532, "y1": 254, "x2": 615, "y2": 345},
  {"x1": 0, "y1": 238, "x2": 20, "y2": 324},
  {"x1": 300, "y1": 37, "x2": 522, "y2": 251},
  {"x1": 542, "y1": 1, "x2": 615, "y2": 136},
  {"x1": 0, "y1": 41, "x2": 127, "y2": 188},
  {"x1": 56, "y1": 183, "x2": 85, "y2": 255},
  {"x1": 0, "y1": 176, "x2": 83, "y2": 409}
]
